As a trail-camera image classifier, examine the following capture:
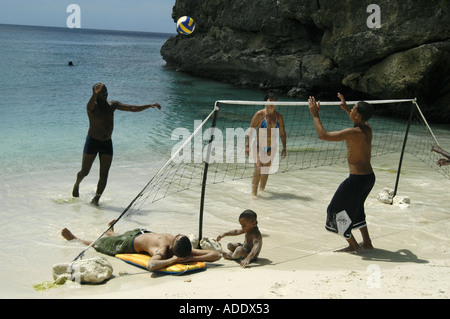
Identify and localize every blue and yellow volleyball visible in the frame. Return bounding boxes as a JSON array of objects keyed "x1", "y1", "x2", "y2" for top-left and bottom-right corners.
[{"x1": 177, "y1": 16, "x2": 196, "y2": 35}]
